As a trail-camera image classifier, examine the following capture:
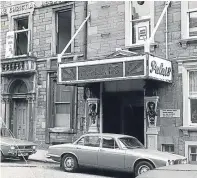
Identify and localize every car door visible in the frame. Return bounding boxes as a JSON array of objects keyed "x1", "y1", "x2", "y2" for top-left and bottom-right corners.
[
  {"x1": 74, "y1": 135, "x2": 100, "y2": 167},
  {"x1": 98, "y1": 136, "x2": 125, "y2": 171}
]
